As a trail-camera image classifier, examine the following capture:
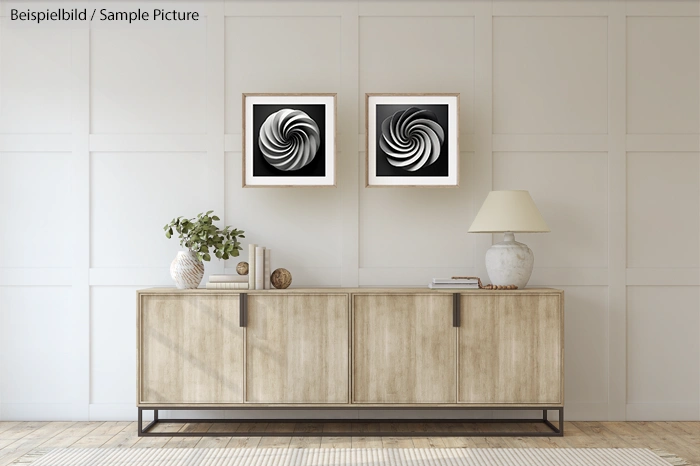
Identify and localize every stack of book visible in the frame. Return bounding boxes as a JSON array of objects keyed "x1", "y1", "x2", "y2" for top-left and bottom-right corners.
[
  {"x1": 205, "y1": 274, "x2": 249, "y2": 289},
  {"x1": 428, "y1": 277, "x2": 480, "y2": 289},
  {"x1": 248, "y1": 244, "x2": 272, "y2": 290}
]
